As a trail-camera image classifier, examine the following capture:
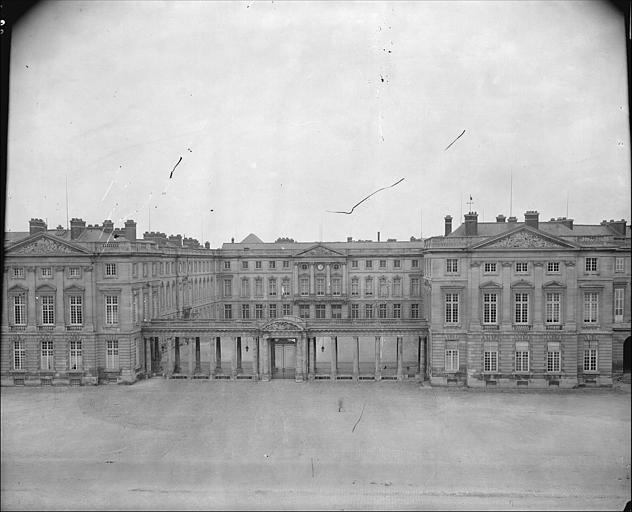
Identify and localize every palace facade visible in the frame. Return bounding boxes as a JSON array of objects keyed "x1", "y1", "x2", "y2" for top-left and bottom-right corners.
[{"x1": 2, "y1": 211, "x2": 630, "y2": 388}]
